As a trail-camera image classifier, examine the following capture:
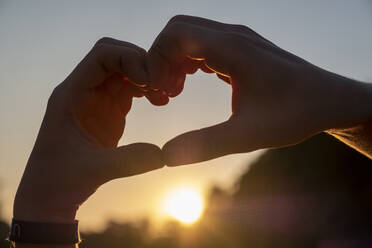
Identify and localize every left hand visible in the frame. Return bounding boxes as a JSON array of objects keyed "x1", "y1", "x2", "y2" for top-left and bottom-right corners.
[{"x1": 13, "y1": 38, "x2": 164, "y2": 223}]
